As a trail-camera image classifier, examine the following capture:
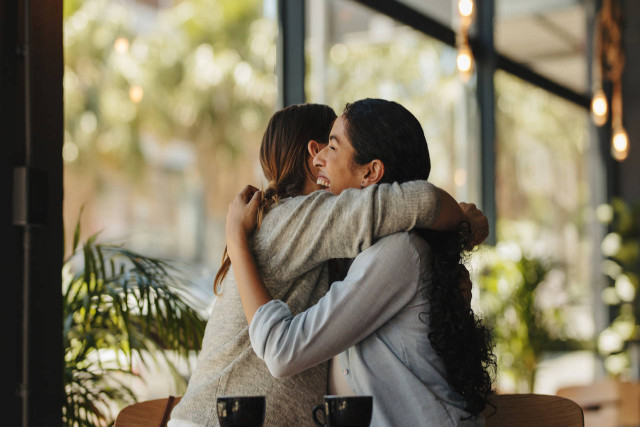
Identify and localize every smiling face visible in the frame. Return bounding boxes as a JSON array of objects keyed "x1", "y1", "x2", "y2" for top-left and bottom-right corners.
[{"x1": 313, "y1": 115, "x2": 369, "y2": 195}]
